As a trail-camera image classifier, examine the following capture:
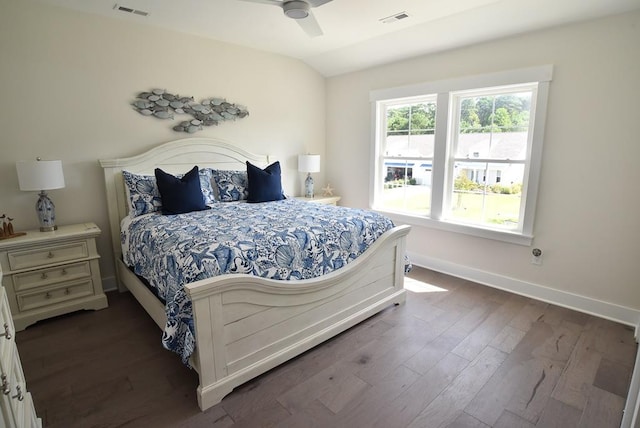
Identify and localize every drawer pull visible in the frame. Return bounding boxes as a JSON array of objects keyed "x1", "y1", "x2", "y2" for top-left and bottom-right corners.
[
  {"x1": 1, "y1": 374, "x2": 9, "y2": 395},
  {"x1": 47, "y1": 251, "x2": 54, "y2": 259},
  {"x1": 64, "y1": 288, "x2": 70, "y2": 295},
  {"x1": 12, "y1": 385, "x2": 24, "y2": 401},
  {"x1": 0, "y1": 323, "x2": 11, "y2": 340},
  {"x1": 41, "y1": 272, "x2": 48, "y2": 280},
  {"x1": 62, "y1": 268, "x2": 67, "y2": 275},
  {"x1": 45, "y1": 292, "x2": 52, "y2": 299}
]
